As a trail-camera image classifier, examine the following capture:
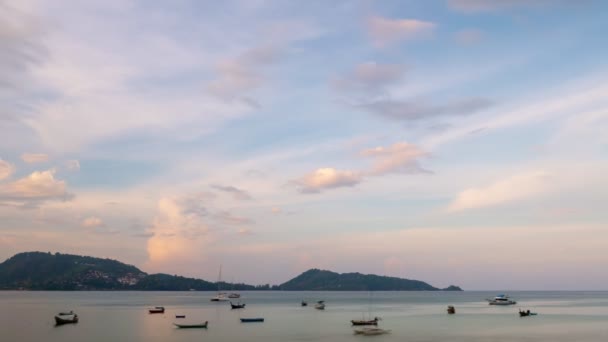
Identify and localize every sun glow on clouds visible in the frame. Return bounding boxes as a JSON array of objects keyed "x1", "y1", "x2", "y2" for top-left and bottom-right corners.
[
  {"x1": 367, "y1": 16, "x2": 436, "y2": 47},
  {"x1": 448, "y1": 171, "x2": 550, "y2": 212}
]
